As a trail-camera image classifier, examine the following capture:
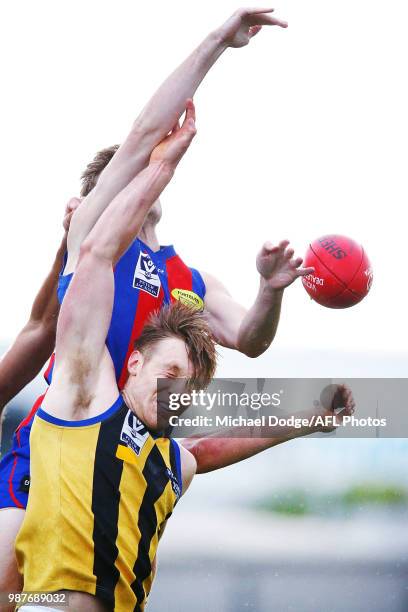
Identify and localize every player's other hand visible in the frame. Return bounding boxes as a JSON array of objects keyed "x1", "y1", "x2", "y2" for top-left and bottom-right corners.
[
  {"x1": 256, "y1": 240, "x2": 315, "y2": 290},
  {"x1": 63, "y1": 197, "x2": 81, "y2": 232},
  {"x1": 150, "y1": 100, "x2": 197, "y2": 170},
  {"x1": 216, "y1": 7, "x2": 287, "y2": 49},
  {"x1": 315, "y1": 384, "x2": 356, "y2": 434}
]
